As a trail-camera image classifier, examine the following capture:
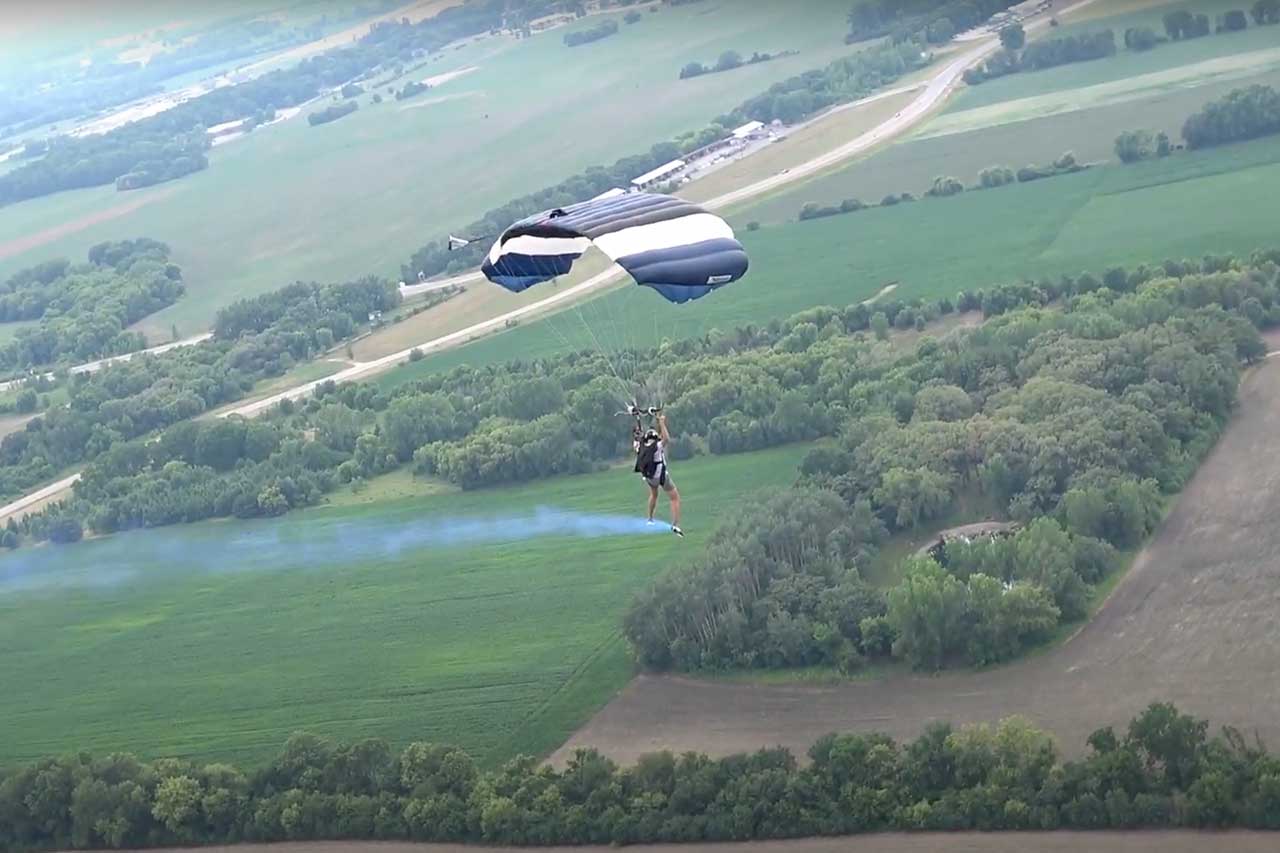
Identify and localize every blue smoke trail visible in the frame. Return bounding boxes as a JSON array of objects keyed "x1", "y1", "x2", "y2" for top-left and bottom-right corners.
[{"x1": 0, "y1": 507, "x2": 667, "y2": 597}]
